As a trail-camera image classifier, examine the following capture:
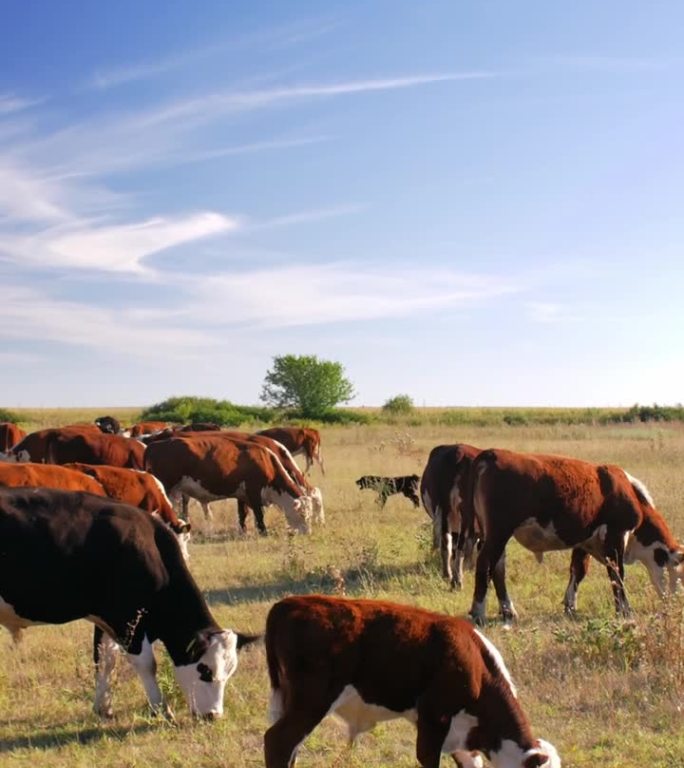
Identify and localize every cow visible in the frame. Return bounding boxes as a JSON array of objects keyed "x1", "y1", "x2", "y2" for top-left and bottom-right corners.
[
  {"x1": 256, "y1": 427, "x2": 324, "y2": 475},
  {"x1": 95, "y1": 415, "x2": 122, "y2": 435},
  {"x1": 64, "y1": 463, "x2": 191, "y2": 560},
  {"x1": 45, "y1": 430, "x2": 146, "y2": 469},
  {"x1": 420, "y1": 444, "x2": 482, "y2": 589},
  {"x1": 264, "y1": 595, "x2": 561, "y2": 768},
  {"x1": 0, "y1": 487, "x2": 257, "y2": 719},
  {"x1": 129, "y1": 421, "x2": 170, "y2": 438},
  {"x1": 8, "y1": 425, "x2": 101, "y2": 463},
  {"x1": 356, "y1": 474, "x2": 420, "y2": 508},
  {"x1": 144, "y1": 435, "x2": 313, "y2": 535},
  {"x1": 463, "y1": 449, "x2": 684, "y2": 624},
  {"x1": 0, "y1": 462, "x2": 107, "y2": 497},
  {"x1": 0, "y1": 422, "x2": 26, "y2": 452}
]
